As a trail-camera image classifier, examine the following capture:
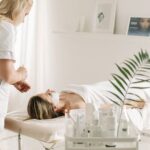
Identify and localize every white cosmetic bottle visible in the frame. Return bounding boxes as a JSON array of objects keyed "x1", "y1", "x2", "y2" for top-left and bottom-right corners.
[
  {"x1": 65, "y1": 112, "x2": 75, "y2": 137},
  {"x1": 99, "y1": 106, "x2": 117, "y2": 147}
]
